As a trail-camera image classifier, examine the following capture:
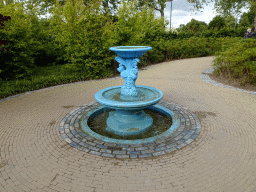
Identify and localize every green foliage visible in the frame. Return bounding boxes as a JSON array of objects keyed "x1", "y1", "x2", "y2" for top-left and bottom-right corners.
[
  {"x1": 113, "y1": 0, "x2": 166, "y2": 45},
  {"x1": 44, "y1": 0, "x2": 118, "y2": 79},
  {"x1": 224, "y1": 14, "x2": 236, "y2": 29},
  {"x1": 0, "y1": 63, "x2": 114, "y2": 99},
  {"x1": 0, "y1": 1, "x2": 68, "y2": 81},
  {"x1": 171, "y1": 26, "x2": 248, "y2": 40},
  {"x1": 176, "y1": 24, "x2": 187, "y2": 33},
  {"x1": 15, "y1": 0, "x2": 122, "y2": 19},
  {"x1": 135, "y1": 0, "x2": 167, "y2": 26},
  {"x1": 176, "y1": 19, "x2": 208, "y2": 34},
  {"x1": 212, "y1": 38, "x2": 256, "y2": 85},
  {"x1": 1, "y1": 0, "x2": 255, "y2": 99},
  {"x1": 185, "y1": 18, "x2": 208, "y2": 33},
  {"x1": 140, "y1": 36, "x2": 224, "y2": 65},
  {"x1": 208, "y1": 15, "x2": 226, "y2": 30},
  {"x1": 187, "y1": 0, "x2": 255, "y2": 30},
  {"x1": 1, "y1": 34, "x2": 254, "y2": 99},
  {"x1": 0, "y1": 2, "x2": 42, "y2": 81},
  {"x1": 238, "y1": 6, "x2": 255, "y2": 28},
  {"x1": 187, "y1": 0, "x2": 250, "y2": 18}
]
